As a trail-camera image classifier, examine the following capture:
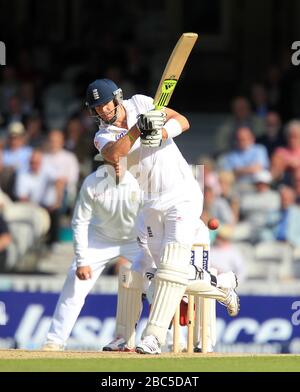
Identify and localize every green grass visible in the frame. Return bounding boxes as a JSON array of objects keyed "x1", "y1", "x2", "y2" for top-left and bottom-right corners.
[{"x1": 0, "y1": 356, "x2": 300, "y2": 372}]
